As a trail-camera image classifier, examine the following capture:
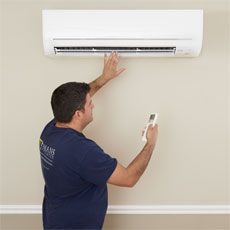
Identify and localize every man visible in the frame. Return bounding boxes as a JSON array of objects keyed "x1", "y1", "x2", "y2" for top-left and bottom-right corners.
[{"x1": 39, "y1": 52, "x2": 158, "y2": 229}]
